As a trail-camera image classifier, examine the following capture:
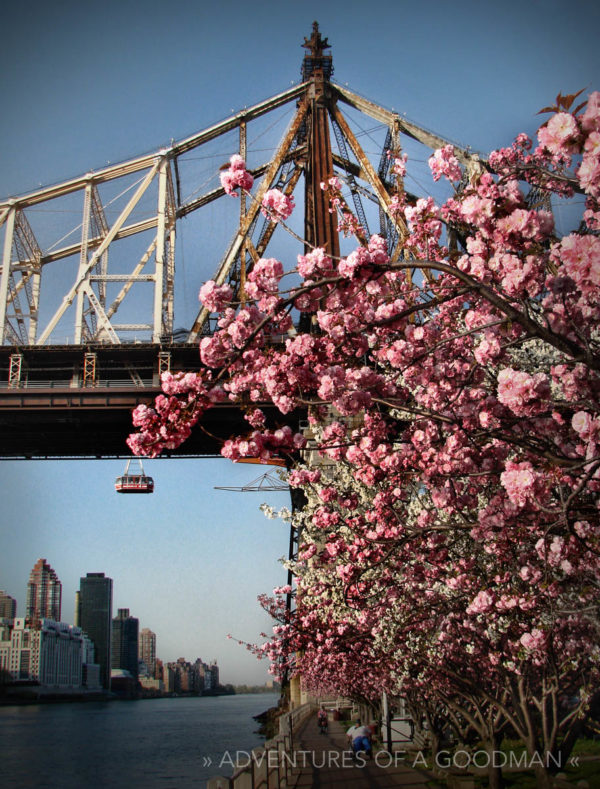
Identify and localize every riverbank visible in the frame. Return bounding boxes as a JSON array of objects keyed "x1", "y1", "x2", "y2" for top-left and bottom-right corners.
[
  {"x1": 0, "y1": 684, "x2": 238, "y2": 705},
  {"x1": 253, "y1": 703, "x2": 284, "y2": 739},
  {"x1": 0, "y1": 687, "x2": 111, "y2": 705}
]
